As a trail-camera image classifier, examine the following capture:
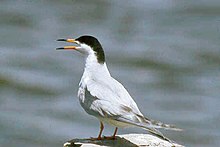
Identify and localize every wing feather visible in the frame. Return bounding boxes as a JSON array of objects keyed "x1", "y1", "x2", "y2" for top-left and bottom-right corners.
[{"x1": 86, "y1": 78, "x2": 142, "y2": 115}]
